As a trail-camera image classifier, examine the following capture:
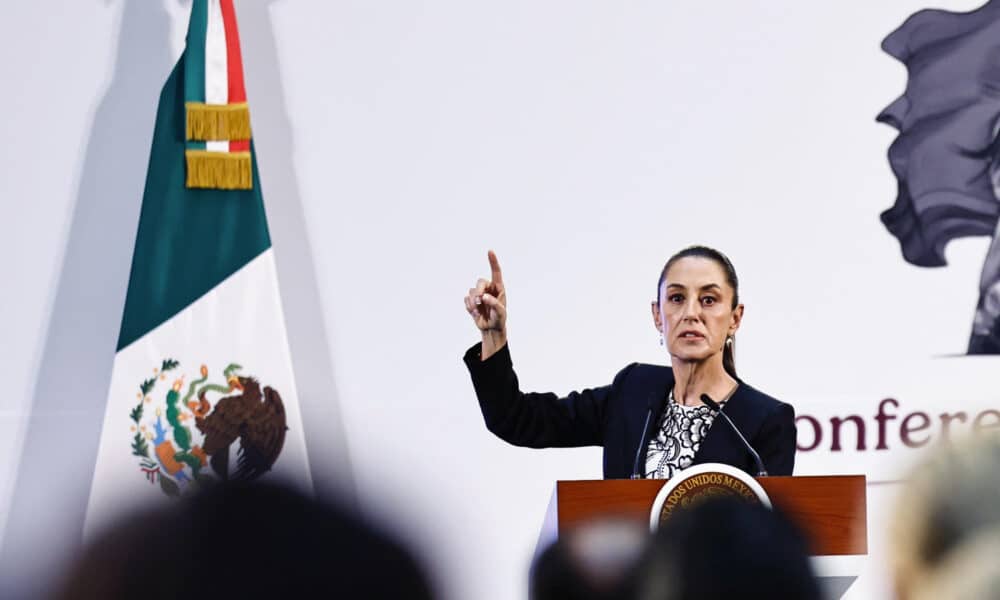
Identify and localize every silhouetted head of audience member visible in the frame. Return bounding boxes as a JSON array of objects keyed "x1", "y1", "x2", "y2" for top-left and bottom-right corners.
[
  {"x1": 907, "y1": 529, "x2": 1000, "y2": 600},
  {"x1": 531, "y1": 519, "x2": 648, "y2": 600},
  {"x1": 51, "y1": 480, "x2": 435, "y2": 600},
  {"x1": 639, "y1": 496, "x2": 820, "y2": 600},
  {"x1": 890, "y1": 433, "x2": 1000, "y2": 600}
]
